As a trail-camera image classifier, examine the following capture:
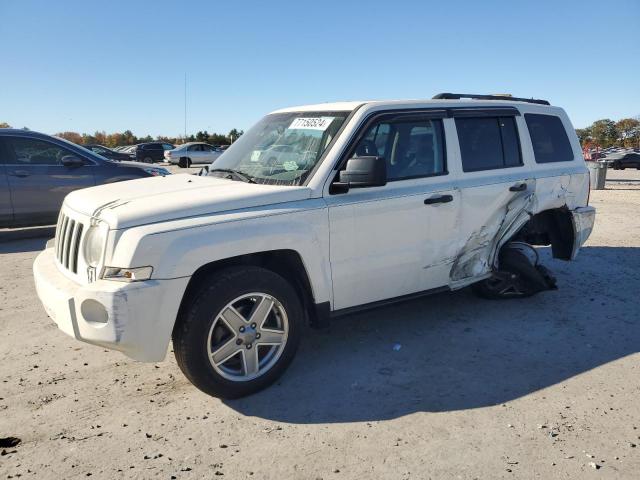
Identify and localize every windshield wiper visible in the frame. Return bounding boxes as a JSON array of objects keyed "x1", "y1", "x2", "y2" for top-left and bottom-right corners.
[{"x1": 208, "y1": 168, "x2": 257, "y2": 184}]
